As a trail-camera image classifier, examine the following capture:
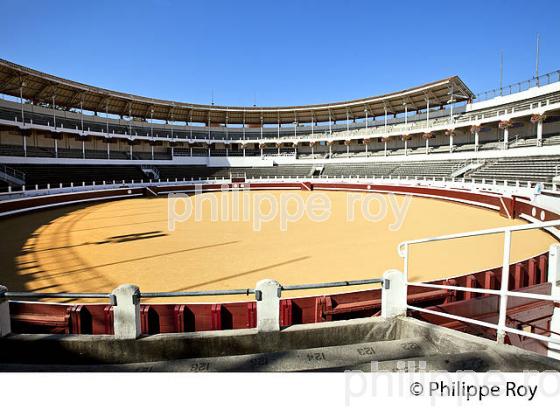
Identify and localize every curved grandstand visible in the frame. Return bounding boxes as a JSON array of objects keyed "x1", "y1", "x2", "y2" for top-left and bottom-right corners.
[
  {"x1": 0, "y1": 60, "x2": 559, "y2": 193},
  {"x1": 1, "y1": 61, "x2": 560, "y2": 372}
]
